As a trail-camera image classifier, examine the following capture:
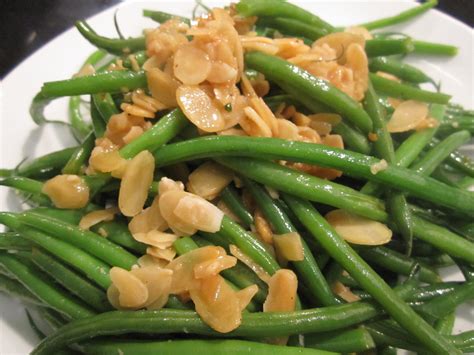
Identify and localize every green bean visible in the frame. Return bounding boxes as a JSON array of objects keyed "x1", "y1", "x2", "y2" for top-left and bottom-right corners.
[
  {"x1": 369, "y1": 57, "x2": 433, "y2": 83},
  {"x1": 0, "y1": 215, "x2": 111, "y2": 289},
  {"x1": 305, "y1": 328, "x2": 375, "y2": 353},
  {"x1": 361, "y1": 103, "x2": 444, "y2": 195},
  {"x1": 32, "y1": 302, "x2": 383, "y2": 355},
  {"x1": 220, "y1": 185, "x2": 253, "y2": 229},
  {"x1": 38, "y1": 70, "x2": 147, "y2": 99},
  {"x1": 410, "y1": 130, "x2": 471, "y2": 176},
  {"x1": 331, "y1": 121, "x2": 371, "y2": 155},
  {"x1": 0, "y1": 273, "x2": 44, "y2": 306},
  {"x1": 69, "y1": 50, "x2": 107, "y2": 140},
  {"x1": 165, "y1": 295, "x2": 193, "y2": 310},
  {"x1": 257, "y1": 16, "x2": 326, "y2": 41},
  {"x1": 62, "y1": 132, "x2": 95, "y2": 174},
  {"x1": 429, "y1": 138, "x2": 474, "y2": 177},
  {"x1": 82, "y1": 338, "x2": 336, "y2": 355},
  {"x1": 26, "y1": 309, "x2": 47, "y2": 340},
  {"x1": 122, "y1": 51, "x2": 148, "y2": 70},
  {"x1": 218, "y1": 156, "x2": 387, "y2": 223},
  {"x1": 219, "y1": 216, "x2": 279, "y2": 275},
  {"x1": 75, "y1": 21, "x2": 145, "y2": 55},
  {"x1": 364, "y1": 80, "x2": 414, "y2": 254},
  {"x1": 417, "y1": 280, "x2": 474, "y2": 322},
  {"x1": 435, "y1": 313, "x2": 455, "y2": 335},
  {"x1": 244, "y1": 51, "x2": 373, "y2": 133},
  {"x1": 412, "y1": 40, "x2": 458, "y2": 56},
  {"x1": 0, "y1": 253, "x2": 95, "y2": 320},
  {"x1": 366, "y1": 321, "x2": 425, "y2": 352},
  {"x1": 282, "y1": 195, "x2": 459, "y2": 354},
  {"x1": 17, "y1": 211, "x2": 136, "y2": 269},
  {"x1": 17, "y1": 147, "x2": 77, "y2": 178},
  {"x1": 31, "y1": 248, "x2": 111, "y2": 312},
  {"x1": 438, "y1": 115, "x2": 474, "y2": 137},
  {"x1": 142, "y1": 9, "x2": 190, "y2": 25},
  {"x1": 355, "y1": 0, "x2": 437, "y2": 30},
  {"x1": 90, "y1": 96, "x2": 106, "y2": 137},
  {"x1": 92, "y1": 93, "x2": 119, "y2": 124},
  {"x1": 0, "y1": 232, "x2": 32, "y2": 251},
  {"x1": 244, "y1": 178, "x2": 338, "y2": 306},
  {"x1": 0, "y1": 176, "x2": 51, "y2": 206},
  {"x1": 91, "y1": 220, "x2": 147, "y2": 255},
  {"x1": 153, "y1": 135, "x2": 474, "y2": 216},
  {"x1": 236, "y1": 0, "x2": 334, "y2": 34},
  {"x1": 358, "y1": 247, "x2": 440, "y2": 284},
  {"x1": 370, "y1": 73, "x2": 451, "y2": 103},
  {"x1": 119, "y1": 109, "x2": 189, "y2": 159},
  {"x1": 365, "y1": 38, "x2": 414, "y2": 57}
]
